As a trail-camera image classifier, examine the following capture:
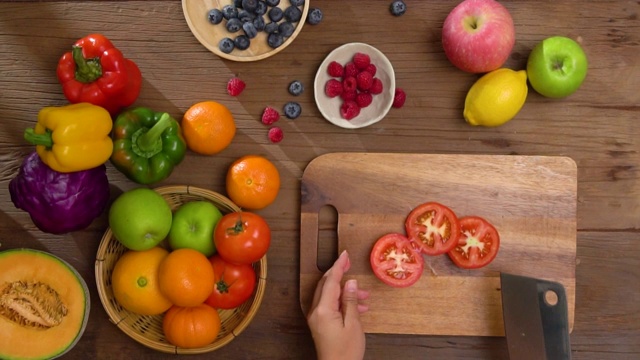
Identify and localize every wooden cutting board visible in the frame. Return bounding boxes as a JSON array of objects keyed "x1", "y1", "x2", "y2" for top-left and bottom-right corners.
[{"x1": 299, "y1": 153, "x2": 577, "y2": 336}]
